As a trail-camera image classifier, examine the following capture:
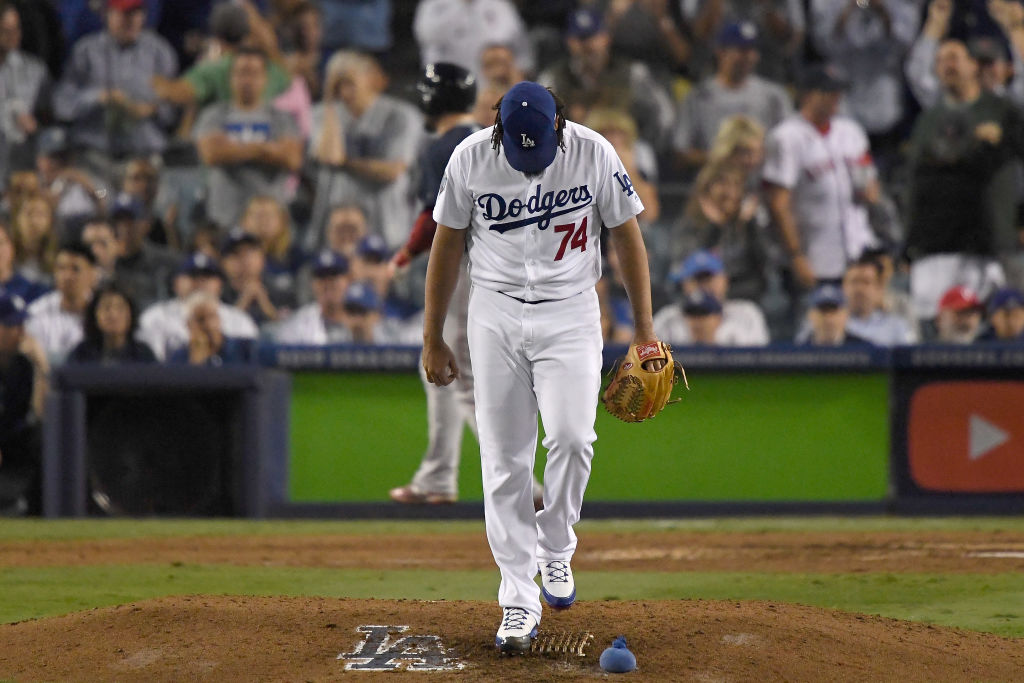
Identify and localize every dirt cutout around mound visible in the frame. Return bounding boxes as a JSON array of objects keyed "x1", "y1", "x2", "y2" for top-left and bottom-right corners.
[
  {"x1": 2, "y1": 596, "x2": 1023, "y2": 682},
  {"x1": 3, "y1": 530, "x2": 1024, "y2": 572}
]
